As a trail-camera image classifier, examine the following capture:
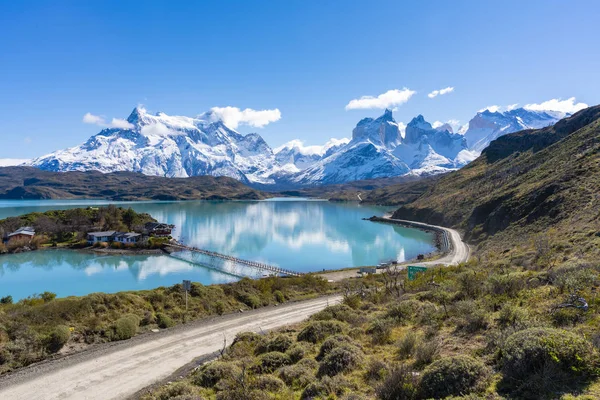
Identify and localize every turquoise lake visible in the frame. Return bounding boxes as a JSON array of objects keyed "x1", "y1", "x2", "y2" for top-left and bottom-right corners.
[{"x1": 0, "y1": 199, "x2": 435, "y2": 300}]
